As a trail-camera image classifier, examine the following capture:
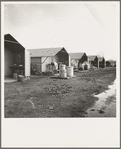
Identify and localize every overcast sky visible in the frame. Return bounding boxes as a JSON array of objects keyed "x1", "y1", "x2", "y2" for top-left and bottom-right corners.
[{"x1": 3, "y1": 2, "x2": 119, "y2": 60}]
